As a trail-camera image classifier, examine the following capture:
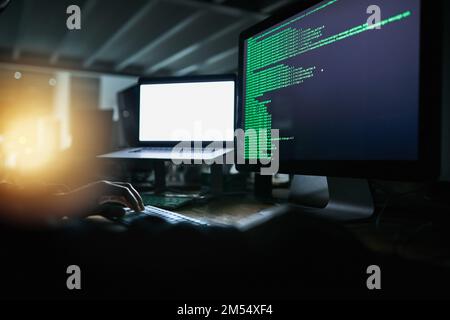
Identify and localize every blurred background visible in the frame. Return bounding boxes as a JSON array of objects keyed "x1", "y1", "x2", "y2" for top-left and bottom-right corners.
[
  {"x1": 0, "y1": 0, "x2": 449, "y2": 187},
  {"x1": 0, "y1": 0, "x2": 298, "y2": 186}
]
